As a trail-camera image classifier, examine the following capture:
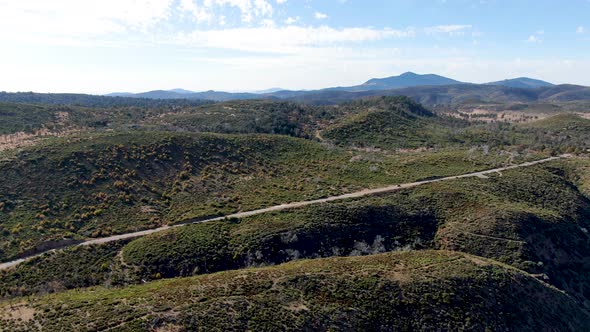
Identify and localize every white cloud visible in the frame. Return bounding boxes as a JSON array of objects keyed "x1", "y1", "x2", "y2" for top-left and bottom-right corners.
[
  {"x1": 314, "y1": 12, "x2": 328, "y2": 19},
  {"x1": 177, "y1": 54, "x2": 590, "y2": 92},
  {"x1": 0, "y1": 0, "x2": 175, "y2": 34},
  {"x1": 525, "y1": 29, "x2": 545, "y2": 44},
  {"x1": 577, "y1": 26, "x2": 586, "y2": 34},
  {"x1": 426, "y1": 25, "x2": 472, "y2": 36},
  {"x1": 181, "y1": 0, "x2": 214, "y2": 23},
  {"x1": 0, "y1": 0, "x2": 278, "y2": 38},
  {"x1": 200, "y1": 0, "x2": 273, "y2": 23},
  {"x1": 175, "y1": 26, "x2": 413, "y2": 53},
  {"x1": 526, "y1": 35, "x2": 542, "y2": 43},
  {"x1": 285, "y1": 16, "x2": 299, "y2": 24},
  {"x1": 276, "y1": 0, "x2": 287, "y2": 3}
]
